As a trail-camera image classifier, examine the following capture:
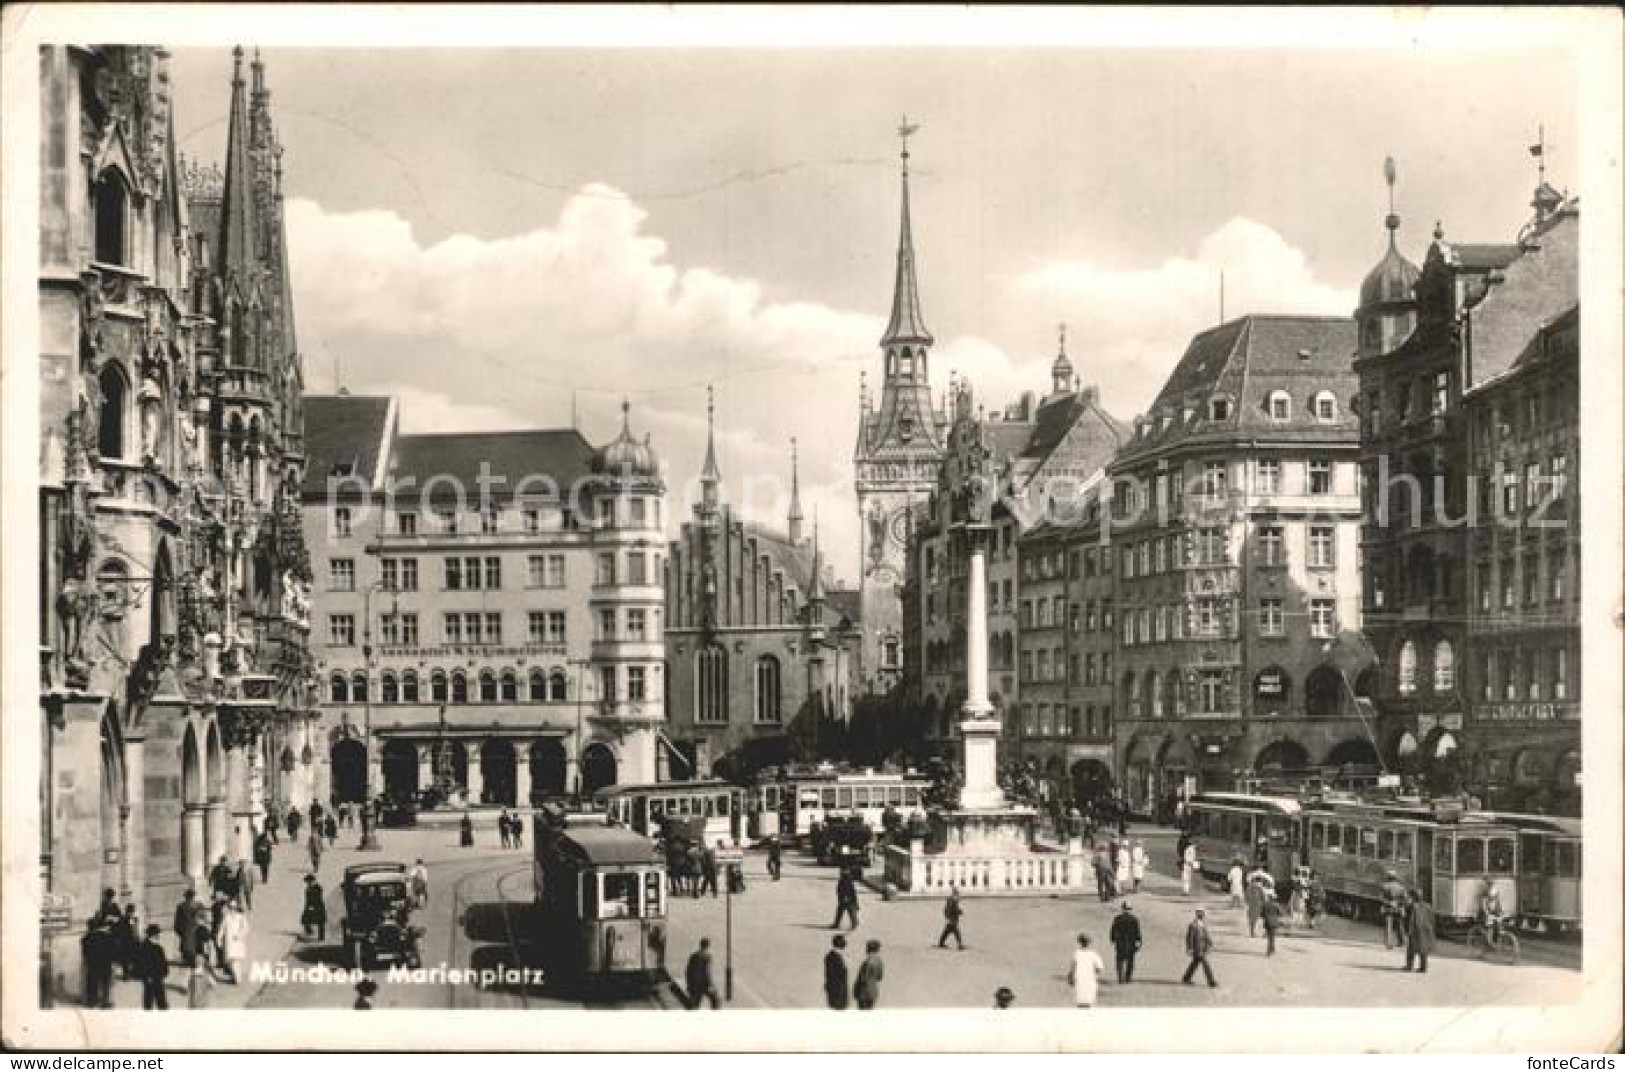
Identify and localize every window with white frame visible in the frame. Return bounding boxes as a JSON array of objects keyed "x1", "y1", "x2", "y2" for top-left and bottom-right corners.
[
  {"x1": 333, "y1": 507, "x2": 353, "y2": 538},
  {"x1": 1256, "y1": 459, "x2": 1281, "y2": 495},
  {"x1": 396, "y1": 511, "x2": 417, "y2": 536},
  {"x1": 1267, "y1": 390, "x2": 1291, "y2": 420},
  {"x1": 1309, "y1": 599, "x2": 1335, "y2": 639},
  {"x1": 328, "y1": 614, "x2": 355, "y2": 647},
  {"x1": 1312, "y1": 391, "x2": 1337, "y2": 421},
  {"x1": 1308, "y1": 459, "x2": 1333, "y2": 495},
  {"x1": 1308, "y1": 525, "x2": 1335, "y2": 568},
  {"x1": 1258, "y1": 526, "x2": 1284, "y2": 566},
  {"x1": 1259, "y1": 598, "x2": 1284, "y2": 636},
  {"x1": 329, "y1": 558, "x2": 355, "y2": 591}
]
